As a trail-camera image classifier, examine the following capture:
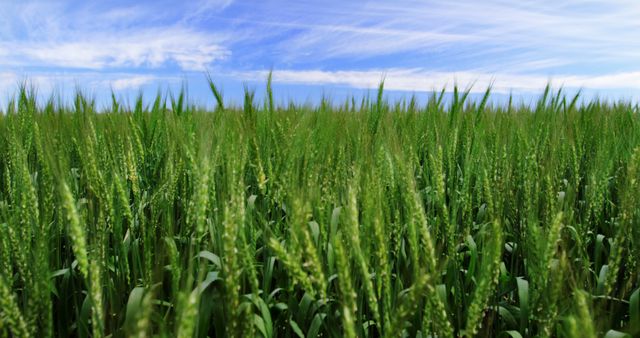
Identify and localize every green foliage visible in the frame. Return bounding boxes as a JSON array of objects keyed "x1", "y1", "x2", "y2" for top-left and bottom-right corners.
[{"x1": 0, "y1": 83, "x2": 639, "y2": 337}]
